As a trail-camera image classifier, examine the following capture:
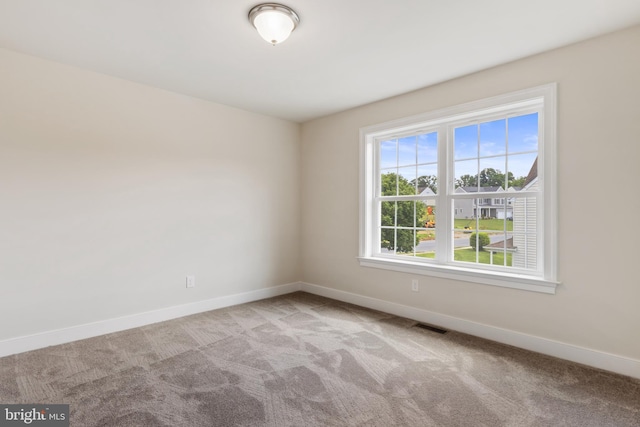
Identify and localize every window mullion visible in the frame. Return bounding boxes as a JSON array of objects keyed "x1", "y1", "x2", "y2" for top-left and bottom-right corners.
[{"x1": 435, "y1": 125, "x2": 449, "y2": 264}]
